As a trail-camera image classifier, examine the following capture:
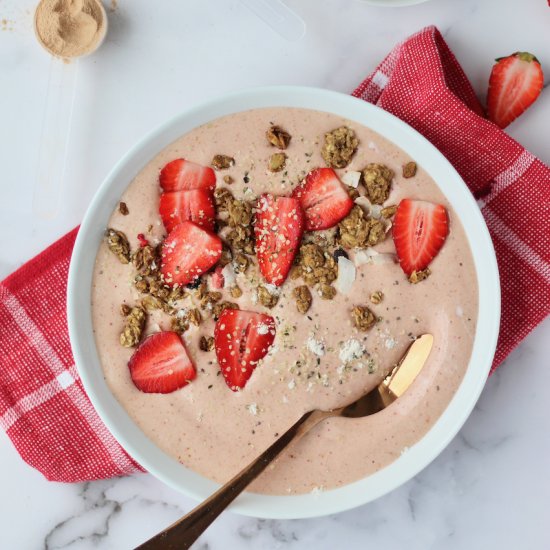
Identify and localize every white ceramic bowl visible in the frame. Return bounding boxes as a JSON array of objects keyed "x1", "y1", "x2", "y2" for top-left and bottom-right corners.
[{"x1": 67, "y1": 86, "x2": 500, "y2": 519}]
